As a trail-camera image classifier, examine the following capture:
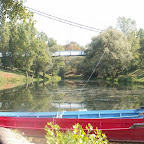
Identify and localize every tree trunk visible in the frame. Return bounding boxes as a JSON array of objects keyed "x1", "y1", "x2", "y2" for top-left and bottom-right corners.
[
  {"x1": 31, "y1": 73, "x2": 34, "y2": 79},
  {"x1": 42, "y1": 70, "x2": 45, "y2": 78},
  {"x1": 26, "y1": 71, "x2": 29, "y2": 78}
]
